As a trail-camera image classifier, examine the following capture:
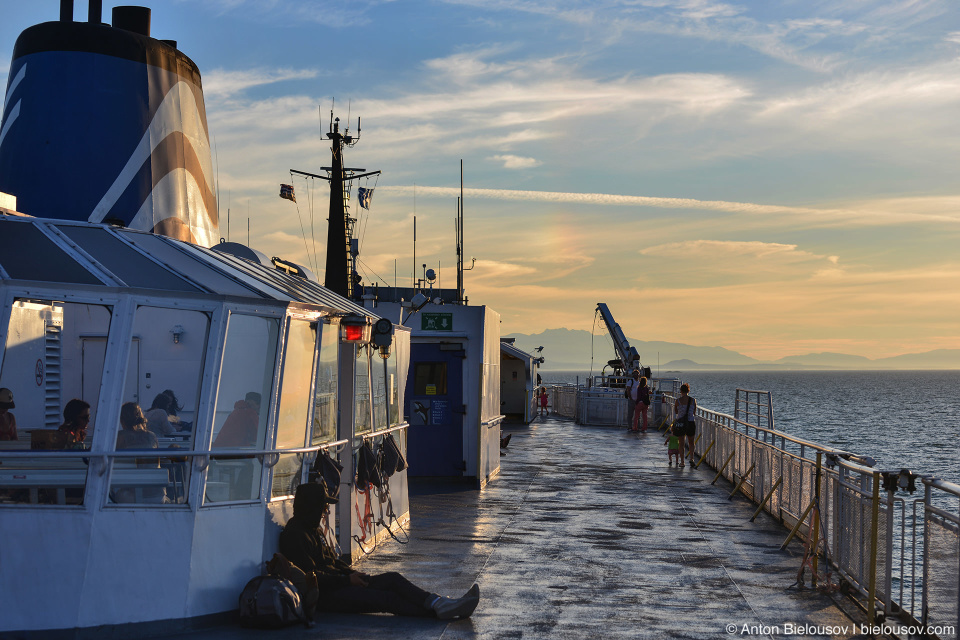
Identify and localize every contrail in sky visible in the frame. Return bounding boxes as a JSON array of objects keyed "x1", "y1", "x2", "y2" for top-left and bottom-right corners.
[
  {"x1": 381, "y1": 185, "x2": 837, "y2": 216},
  {"x1": 379, "y1": 185, "x2": 960, "y2": 225}
]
